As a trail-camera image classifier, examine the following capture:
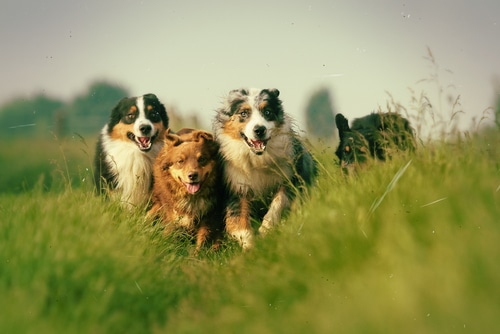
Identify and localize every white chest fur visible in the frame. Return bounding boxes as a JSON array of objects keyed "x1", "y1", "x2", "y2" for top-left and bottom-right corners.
[
  {"x1": 220, "y1": 133, "x2": 294, "y2": 197},
  {"x1": 101, "y1": 126, "x2": 162, "y2": 208}
]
